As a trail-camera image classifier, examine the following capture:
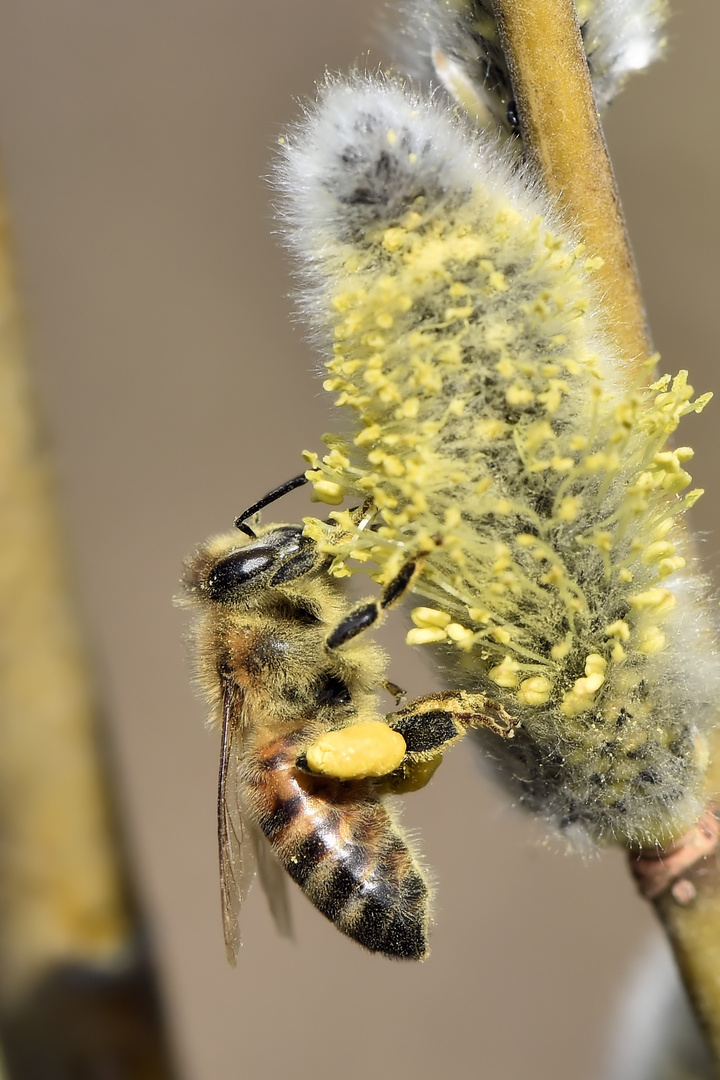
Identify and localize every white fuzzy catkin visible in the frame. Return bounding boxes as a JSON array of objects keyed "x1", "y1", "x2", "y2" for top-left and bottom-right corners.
[
  {"x1": 277, "y1": 76, "x2": 719, "y2": 848},
  {"x1": 398, "y1": 0, "x2": 668, "y2": 136}
]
